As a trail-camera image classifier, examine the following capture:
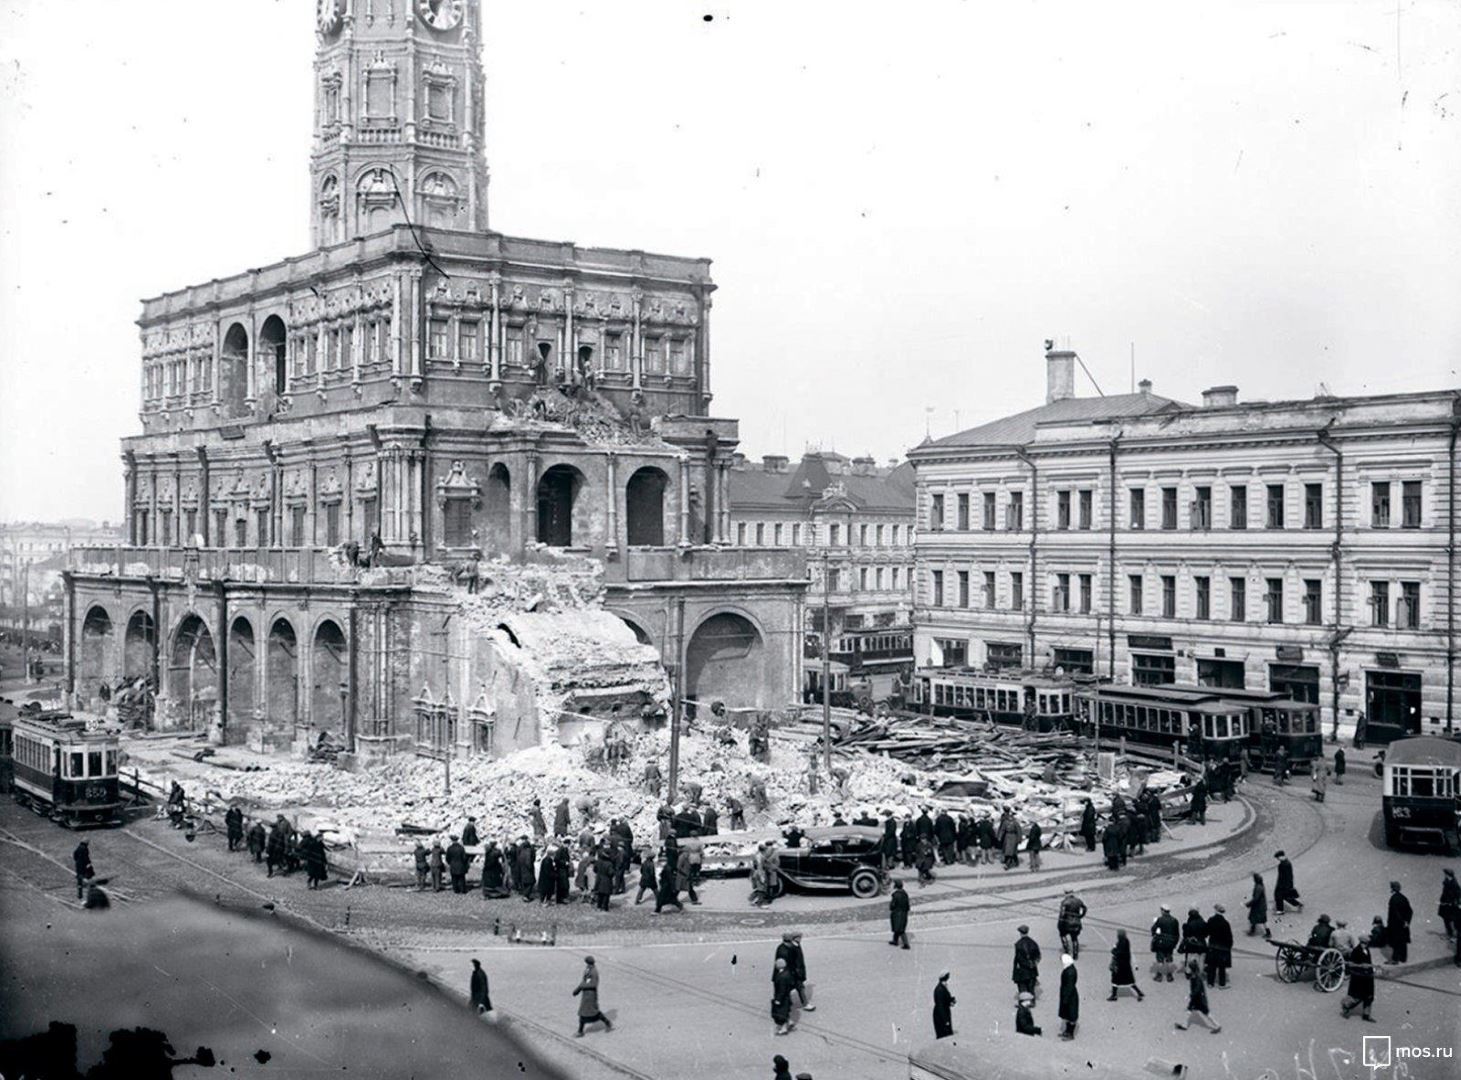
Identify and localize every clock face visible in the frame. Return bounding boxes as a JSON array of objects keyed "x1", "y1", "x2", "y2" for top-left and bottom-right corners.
[
  {"x1": 317, "y1": 0, "x2": 342, "y2": 34},
  {"x1": 418, "y1": 0, "x2": 464, "y2": 31}
]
